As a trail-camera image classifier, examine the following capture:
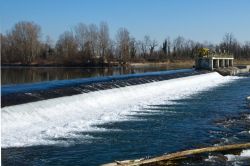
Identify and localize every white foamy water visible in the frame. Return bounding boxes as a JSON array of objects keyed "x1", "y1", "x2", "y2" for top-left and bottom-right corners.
[
  {"x1": 240, "y1": 149, "x2": 250, "y2": 157},
  {"x1": 1, "y1": 72, "x2": 240, "y2": 148},
  {"x1": 225, "y1": 149, "x2": 250, "y2": 162}
]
